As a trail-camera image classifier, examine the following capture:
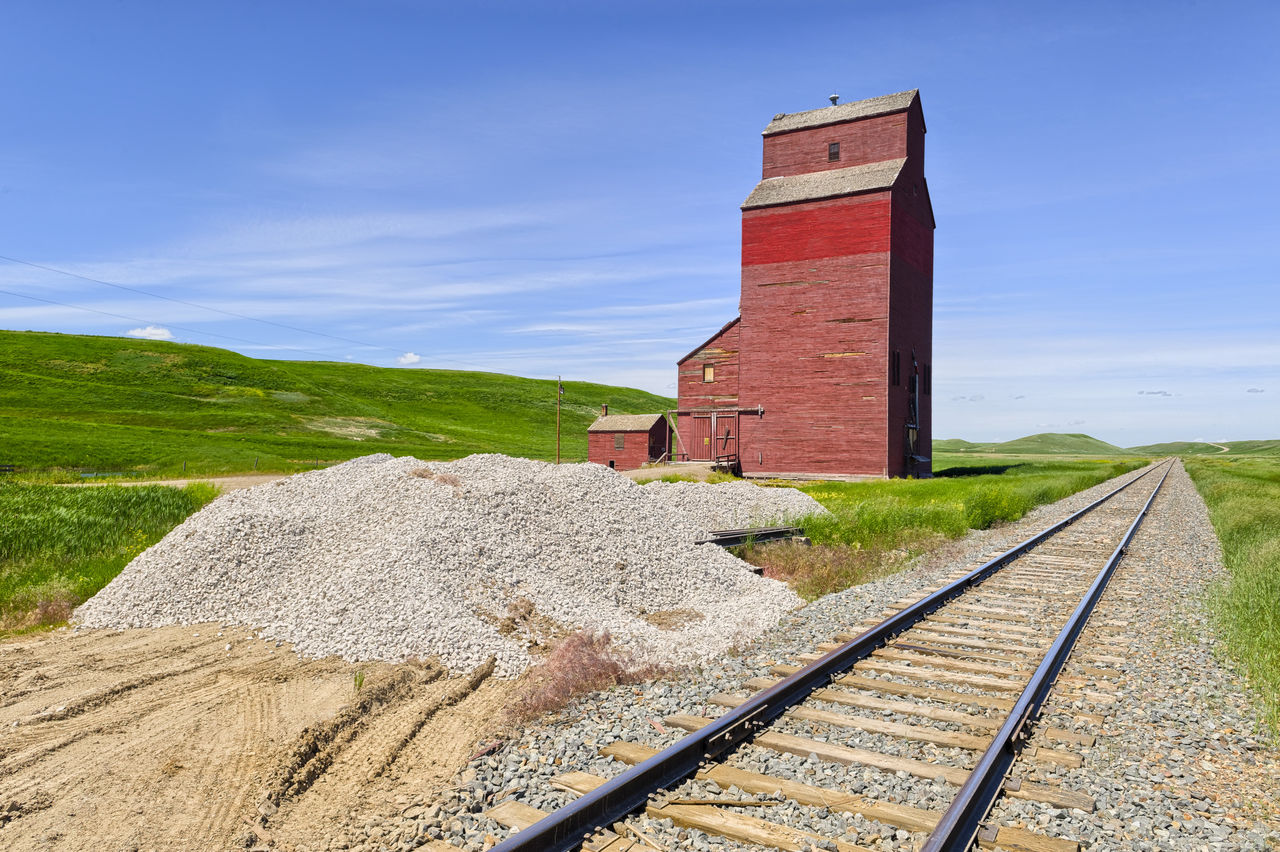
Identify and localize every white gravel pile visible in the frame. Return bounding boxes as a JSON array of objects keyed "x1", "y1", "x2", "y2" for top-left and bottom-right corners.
[
  {"x1": 75, "y1": 454, "x2": 815, "y2": 677},
  {"x1": 640, "y1": 479, "x2": 823, "y2": 533}
]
